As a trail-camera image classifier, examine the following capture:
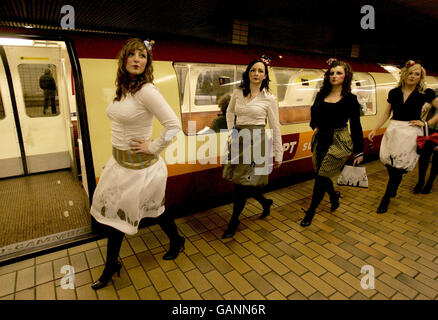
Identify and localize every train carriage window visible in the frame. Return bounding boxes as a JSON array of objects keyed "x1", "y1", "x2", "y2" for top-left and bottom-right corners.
[
  {"x1": 0, "y1": 92, "x2": 5, "y2": 119},
  {"x1": 17, "y1": 64, "x2": 60, "y2": 117},
  {"x1": 352, "y1": 72, "x2": 377, "y2": 116},
  {"x1": 174, "y1": 63, "x2": 244, "y2": 135},
  {"x1": 272, "y1": 68, "x2": 324, "y2": 125}
]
